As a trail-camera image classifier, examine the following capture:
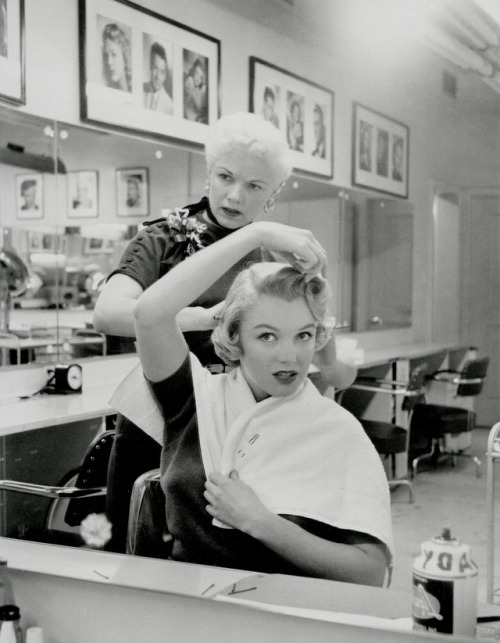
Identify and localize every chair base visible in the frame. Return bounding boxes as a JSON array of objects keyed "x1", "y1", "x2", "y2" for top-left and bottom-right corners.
[
  {"x1": 412, "y1": 440, "x2": 481, "y2": 478},
  {"x1": 388, "y1": 478, "x2": 414, "y2": 504}
]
